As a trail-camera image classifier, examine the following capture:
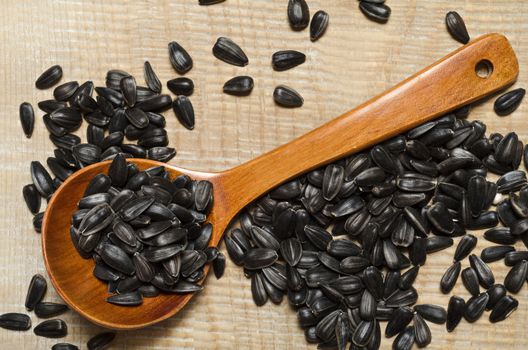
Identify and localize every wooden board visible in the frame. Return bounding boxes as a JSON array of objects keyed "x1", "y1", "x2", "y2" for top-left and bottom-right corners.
[{"x1": 0, "y1": 0, "x2": 527, "y2": 348}]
